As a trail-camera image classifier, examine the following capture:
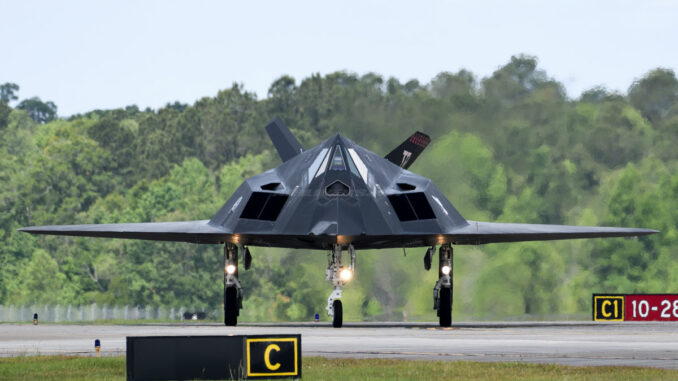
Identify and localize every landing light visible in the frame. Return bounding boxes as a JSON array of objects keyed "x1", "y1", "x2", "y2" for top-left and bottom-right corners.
[
  {"x1": 226, "y1": 264, "x2": 237, "y2": 275},
  {"x1": 441, "y1": 265, "x2": 451, "y2": 275},
  {"x1": 339, "y1": 268, "x2": 353, "y2": 282}
]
